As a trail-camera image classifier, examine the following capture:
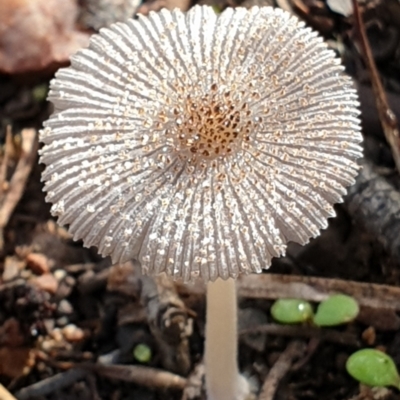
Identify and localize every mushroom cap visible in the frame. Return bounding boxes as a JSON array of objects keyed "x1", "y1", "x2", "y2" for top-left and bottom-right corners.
[{"x1": 40, "y1": 5, "x2": 362, "y2": 282}]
